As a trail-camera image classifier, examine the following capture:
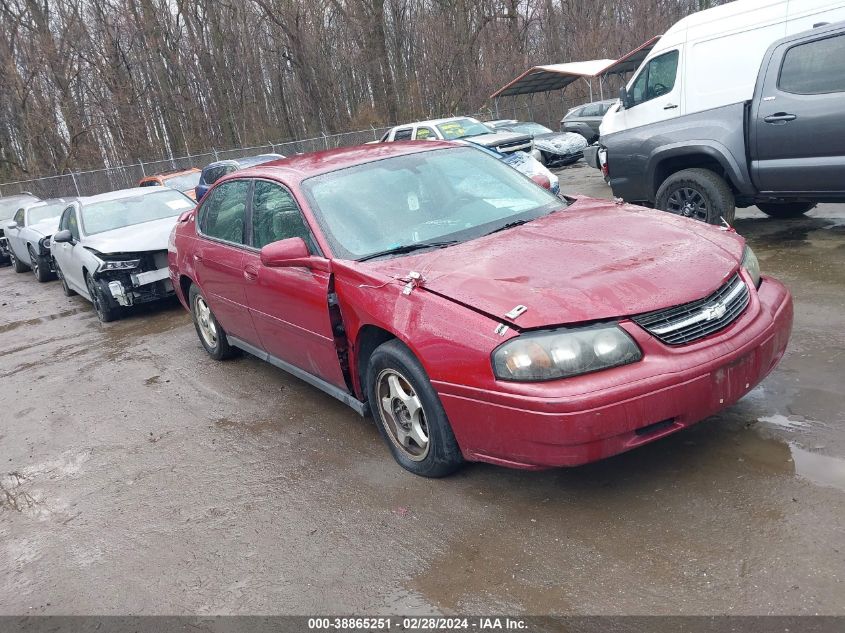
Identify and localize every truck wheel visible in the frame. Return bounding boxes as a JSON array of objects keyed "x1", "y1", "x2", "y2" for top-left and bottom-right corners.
[
  {"x1": 757, "y1": 202, "x2": 816, "y2": 219},
  {"x1": 655, "y1": 168, "x2": 735, "y2": 225},
  {"x1": 367, "y1": 339, "x2": 463, "y2": 478}
]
